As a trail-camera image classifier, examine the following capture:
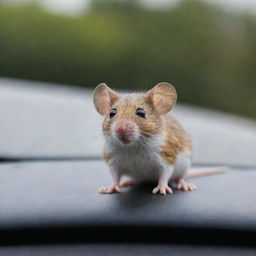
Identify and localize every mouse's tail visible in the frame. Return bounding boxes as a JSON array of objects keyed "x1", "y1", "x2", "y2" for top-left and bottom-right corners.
[{"x1": 186, "y1": 166, "x2": 227, "y2": 178}]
